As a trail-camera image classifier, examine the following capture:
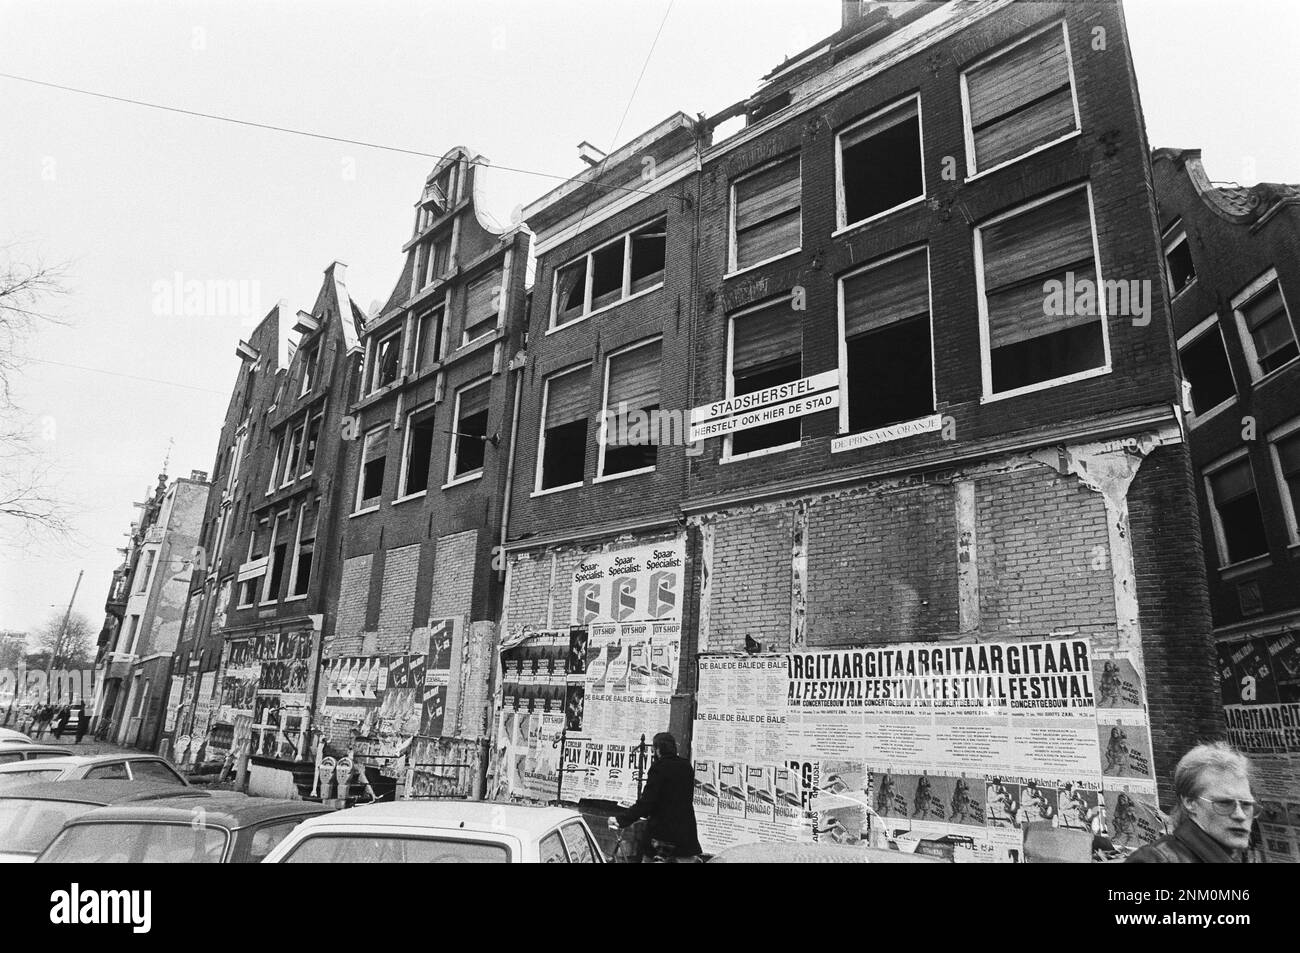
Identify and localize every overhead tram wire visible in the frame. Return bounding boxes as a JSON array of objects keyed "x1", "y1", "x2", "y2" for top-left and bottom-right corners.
[
  {"x1": 0, "y1": 71, "x2": 665, "y2": 202},
  {"x1": 29, "y1": 357, "x2": 229, "y2": 396}
]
